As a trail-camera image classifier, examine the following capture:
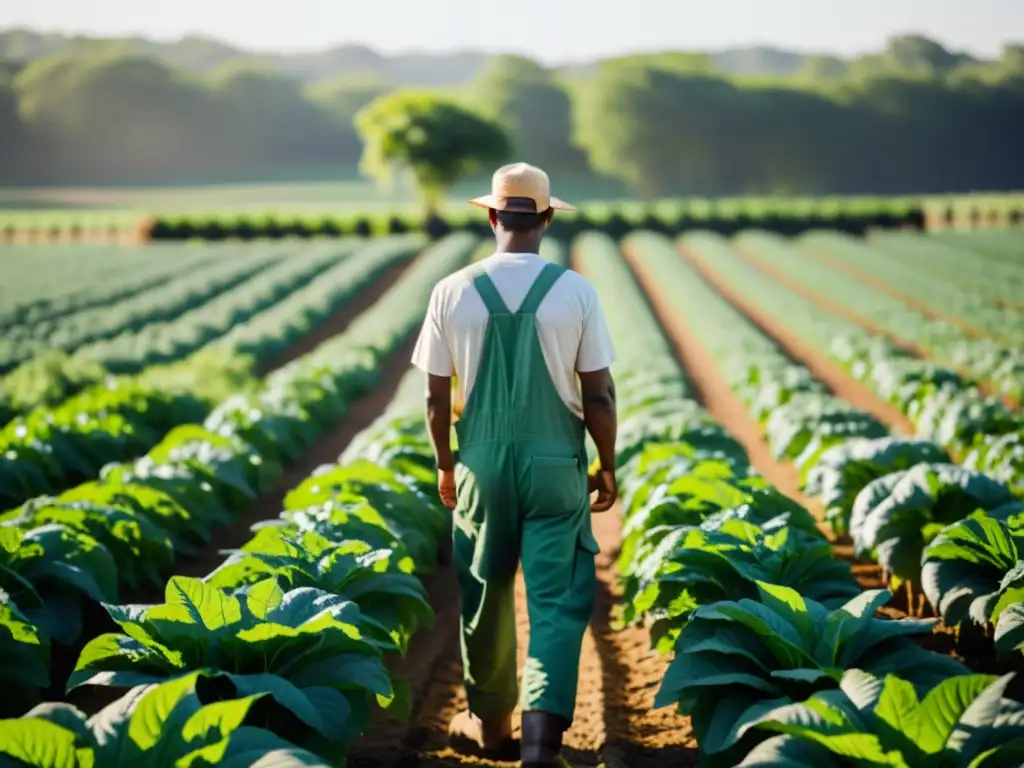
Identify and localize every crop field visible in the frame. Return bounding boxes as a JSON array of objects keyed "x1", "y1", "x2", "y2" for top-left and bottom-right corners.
[
  {"x1": 0, "y1": 189, "x2": 1022, "y2": 245},
  {"x1": 2, "y1": 226, "x2": 1024, "y2": 767}
]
